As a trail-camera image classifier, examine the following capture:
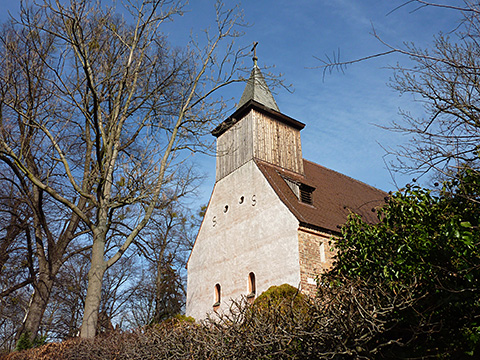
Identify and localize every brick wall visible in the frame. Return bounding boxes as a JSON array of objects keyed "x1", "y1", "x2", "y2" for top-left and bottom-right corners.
[{"x1": 297, "y1": 227, "x2": 336, "y2": 297}]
